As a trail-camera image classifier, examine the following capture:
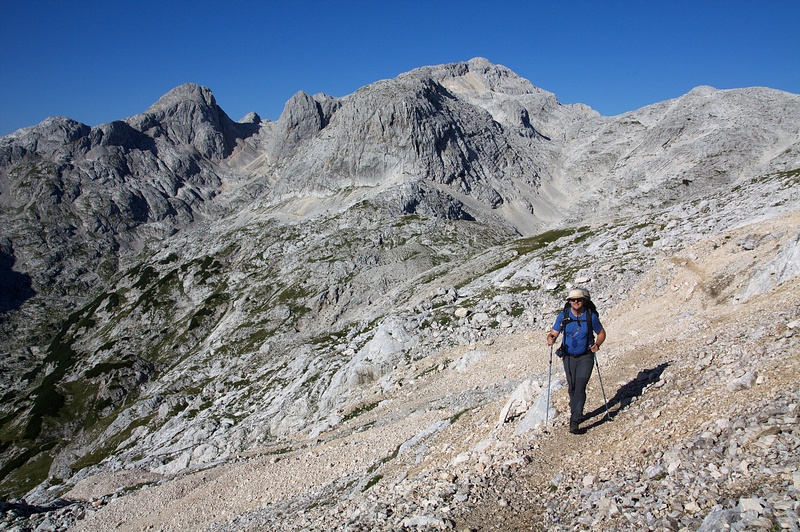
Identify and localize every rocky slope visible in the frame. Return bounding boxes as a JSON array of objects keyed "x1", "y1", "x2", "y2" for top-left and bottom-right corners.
[{"x1": 0, "y1": 57, "x2": 798, "y2": 530}]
